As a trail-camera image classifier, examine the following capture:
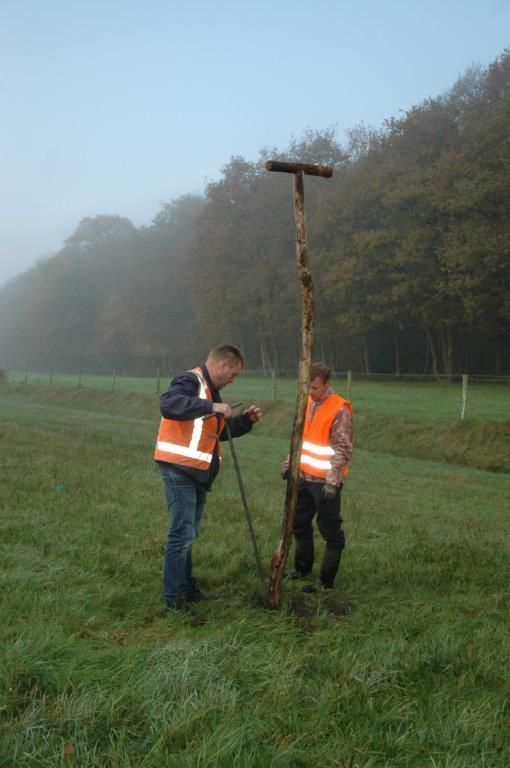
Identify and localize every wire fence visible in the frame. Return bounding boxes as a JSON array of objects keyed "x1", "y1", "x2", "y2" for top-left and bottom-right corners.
[{"x1": 2, "y1": 367, "x2": 509, "y2": 424}]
